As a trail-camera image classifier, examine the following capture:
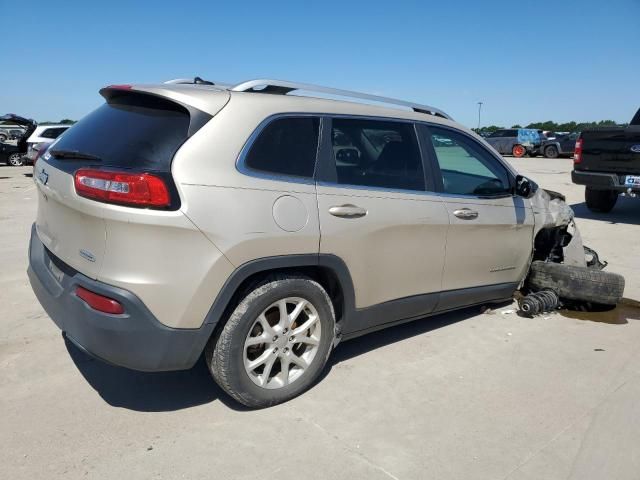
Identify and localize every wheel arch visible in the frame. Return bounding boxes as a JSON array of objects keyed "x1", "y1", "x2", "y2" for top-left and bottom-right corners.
[
  {"x1": 544, "y1": 143, "x2": 560, "y2": 154},
  {"x1": 201, "y1": 254, "x2": 356, "y2": 344}
]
